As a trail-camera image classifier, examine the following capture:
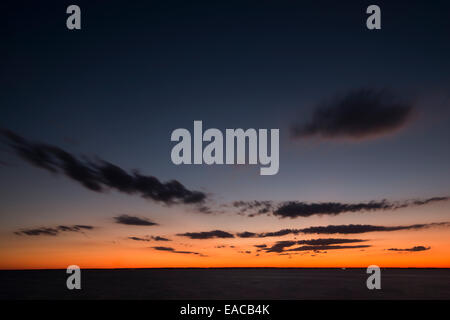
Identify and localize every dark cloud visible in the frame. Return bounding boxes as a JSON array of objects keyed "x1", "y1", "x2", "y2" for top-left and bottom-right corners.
[
  {"x1": 387, "y1": 246, "x2": 431, "y2": 252},
  {"x1": 15, "y1": 228, "x2": 59, "y2": 236},
  {"x1": 299, "y1": 223, "x2": 445, "y2": 234},
  {"x1": 237, "y1": 229, "x2": 301, "y2": 238},
  {"x1": 1, "y1": 129, "x2": 206, "y2": 205},
  {"x1": 296, "y1": 238, "x2": 367, "y2": 245},
  {"x1": 114, "y1": 214, "x2": 158, "y2": 226},
  {"x1": 264, "y1": 241, "x2": 297, "y2": 253},
  {"x1": 128, "y1": 235, "x2": 170, "y2": 242},
  {"x1": 291, "y1": 88, "x2": 414, "y2": 140},
  {"x1": 236, "y1": 197, "x2": 449, "y2": 218},
  {"x1": 288, "y1": 245, "x2": 371, "y2": 252},
  {"x1": 274, "y1": 200, "x2": 392, "y2": 218},
  {"x1": 214, "y1": 244, "x2": 235, "y2": 249},
  {"x1": 152, "y1": 246, "x2": 175, "y2": 251},
  {"x1": 235, "y1": 222, "x2": 449, "y2": 237},
  {"x1": 15, "y1": 225, "x2": 95, "y2": 236},
  {"x1": 128, "y1": 236, "x2": 150, "y2": 242},
  {"x1": 152, "y1": 236, "x2": 171, "y2": 241},
  {"x1": 254, "y1": 244, "x2": 267, "y2": 248},
  {"x1": 151, "y1": 246, "x2": 205, "y2": 256},
  {"x1": 261, "y1": 238, "x2": 368, "y2": 253},
  {"x1": 410, "y1": 197, "x2": 449, "y2": 206},
  {"x1": 233, "y1": 200, "x2": 274, "y2": 216},
  {"x1": 236, "y1": 231, "x2": 258, "y2": 238},
  {"x1": 177, "y1": 230, "x2": 234, "y2": 239}
]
